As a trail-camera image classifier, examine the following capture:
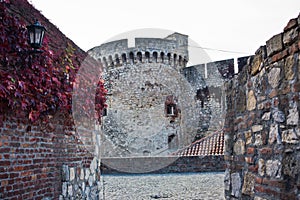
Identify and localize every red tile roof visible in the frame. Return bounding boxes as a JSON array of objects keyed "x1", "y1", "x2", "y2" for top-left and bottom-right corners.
[{"x1": 175, "y1": 131, "x2": 224, "y2": 156}]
